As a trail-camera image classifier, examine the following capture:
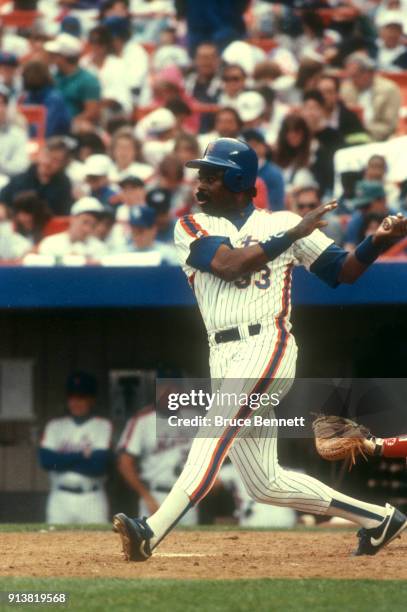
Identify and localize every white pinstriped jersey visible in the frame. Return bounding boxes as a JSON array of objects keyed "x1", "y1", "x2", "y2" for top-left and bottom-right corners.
[
  {"x1": 174, "y1": 209, "x2": 333, "y2": 334},
  {"x1": 117, "y1": 409, "x2": 191, "y2": 491},
  {"x1": 41, "y1": 416, "x2": 112, "y2": 490}
]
